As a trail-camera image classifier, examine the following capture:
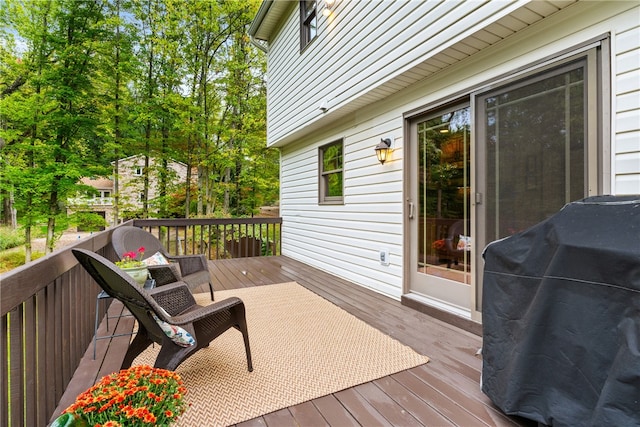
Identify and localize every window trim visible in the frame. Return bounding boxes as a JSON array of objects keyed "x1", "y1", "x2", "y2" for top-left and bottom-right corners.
[
  {"x1": 319, "y1": 139, "x2": 344, "y2": 205},
  {"x1": 300, "y1": 0, "x2": 318, "y2": 51}
]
